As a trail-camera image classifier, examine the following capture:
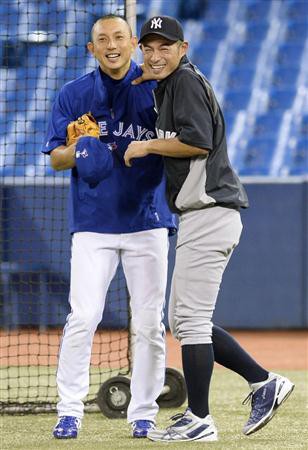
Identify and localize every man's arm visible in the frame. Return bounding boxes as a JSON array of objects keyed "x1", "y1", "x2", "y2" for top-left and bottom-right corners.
[
  {"x1": 124, "y1": 137, "x2": 208, "y2": 167},
  {"x1": 50, "y1": 143, "x2": 77, "y2": 171}
]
